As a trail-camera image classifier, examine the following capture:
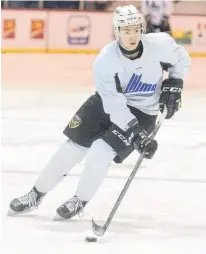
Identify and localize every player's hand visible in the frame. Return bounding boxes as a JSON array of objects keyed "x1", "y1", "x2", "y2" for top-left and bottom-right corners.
[
  {"x1": 127, "y1": 124, "x2": 158, "y2": 159},
  {"x1": 159, "y1": 78, "x2": 183, "y2": 119}
]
